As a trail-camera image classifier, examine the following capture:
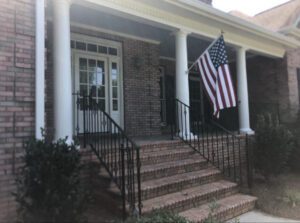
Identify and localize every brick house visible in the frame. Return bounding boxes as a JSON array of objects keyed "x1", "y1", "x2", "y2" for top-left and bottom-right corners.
[{"x1": 1, "y1": 0, "x2": 299, "y2": 222}]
